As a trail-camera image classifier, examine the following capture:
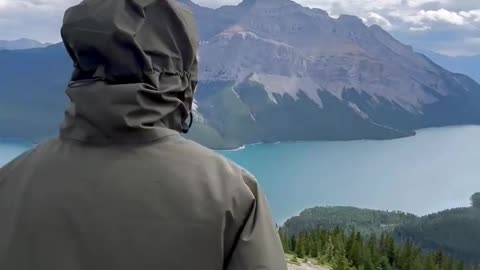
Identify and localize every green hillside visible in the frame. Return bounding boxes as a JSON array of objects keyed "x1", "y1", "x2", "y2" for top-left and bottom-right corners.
[
  {"x1": 394, "y1": 193, "x2": 480, "y2": 264},
  {"x1": 282, "y1": 194, "x2": 480, "y2": 265},
  {"x1": 283, "y1": 206, "x2": 418, "y2": 236}
]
